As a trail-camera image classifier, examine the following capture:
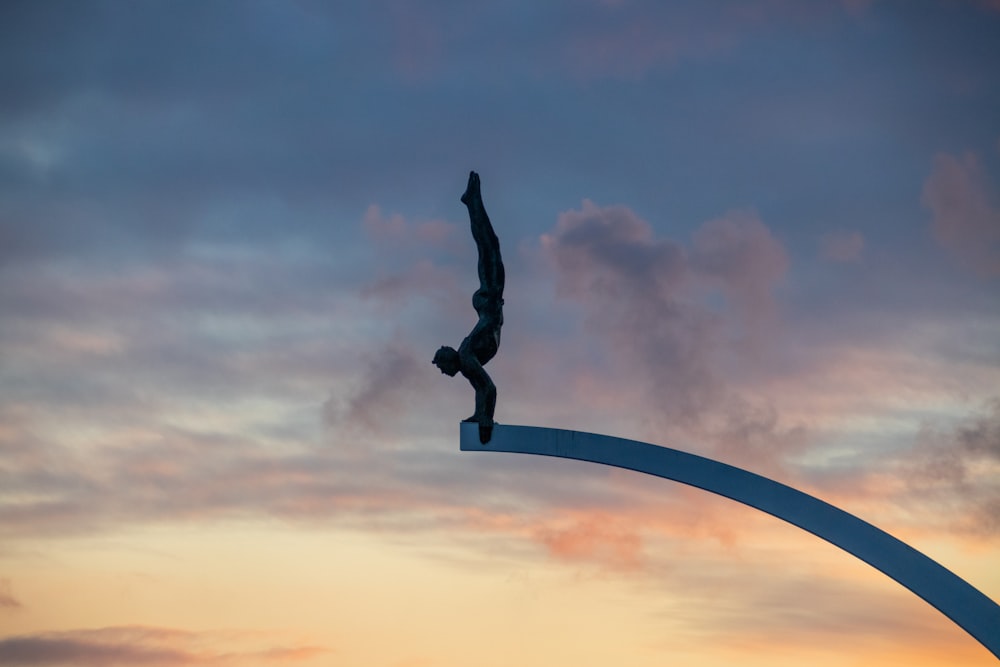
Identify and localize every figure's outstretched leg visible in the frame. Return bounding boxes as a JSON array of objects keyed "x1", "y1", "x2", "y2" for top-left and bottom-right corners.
[
  {"x1": 461, "y1": 171, "x2": 480, "y2": 208},
  {"x1": 461, "y1": 171, "x2": 495, "y2": 253},
  {"x1": 461, "y1": 171, "x2": 503, "y2": 298}
]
